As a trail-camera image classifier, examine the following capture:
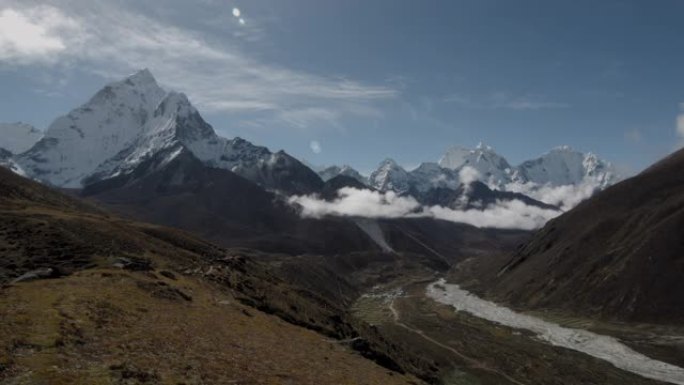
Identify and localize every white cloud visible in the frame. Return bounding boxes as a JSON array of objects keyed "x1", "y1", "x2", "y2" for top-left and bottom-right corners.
[
  {"x1": 289, "y1": 188, "x2": 422, "y2": 219},
  {"x1": 288, "y1": 187, "x2": 561, "y2": 230},
  {"x1": 0, "y1": 6, "x2": 81, "y2": 64},
  {"x1": 458, "y1": 166, "x2": 480, "y2": 185},
  {"x1": 505, "y1": 180, "x2": 599, "y2": 211},
  {"x1": 0, "y1": 1, "x2": 397, "y2": 127},
  {"x1": 309, "y1": 140, "x2": 322, "y2": 154},
  {"x1": 426, "y1": 200, "x2": 559, "y2": 230}
]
